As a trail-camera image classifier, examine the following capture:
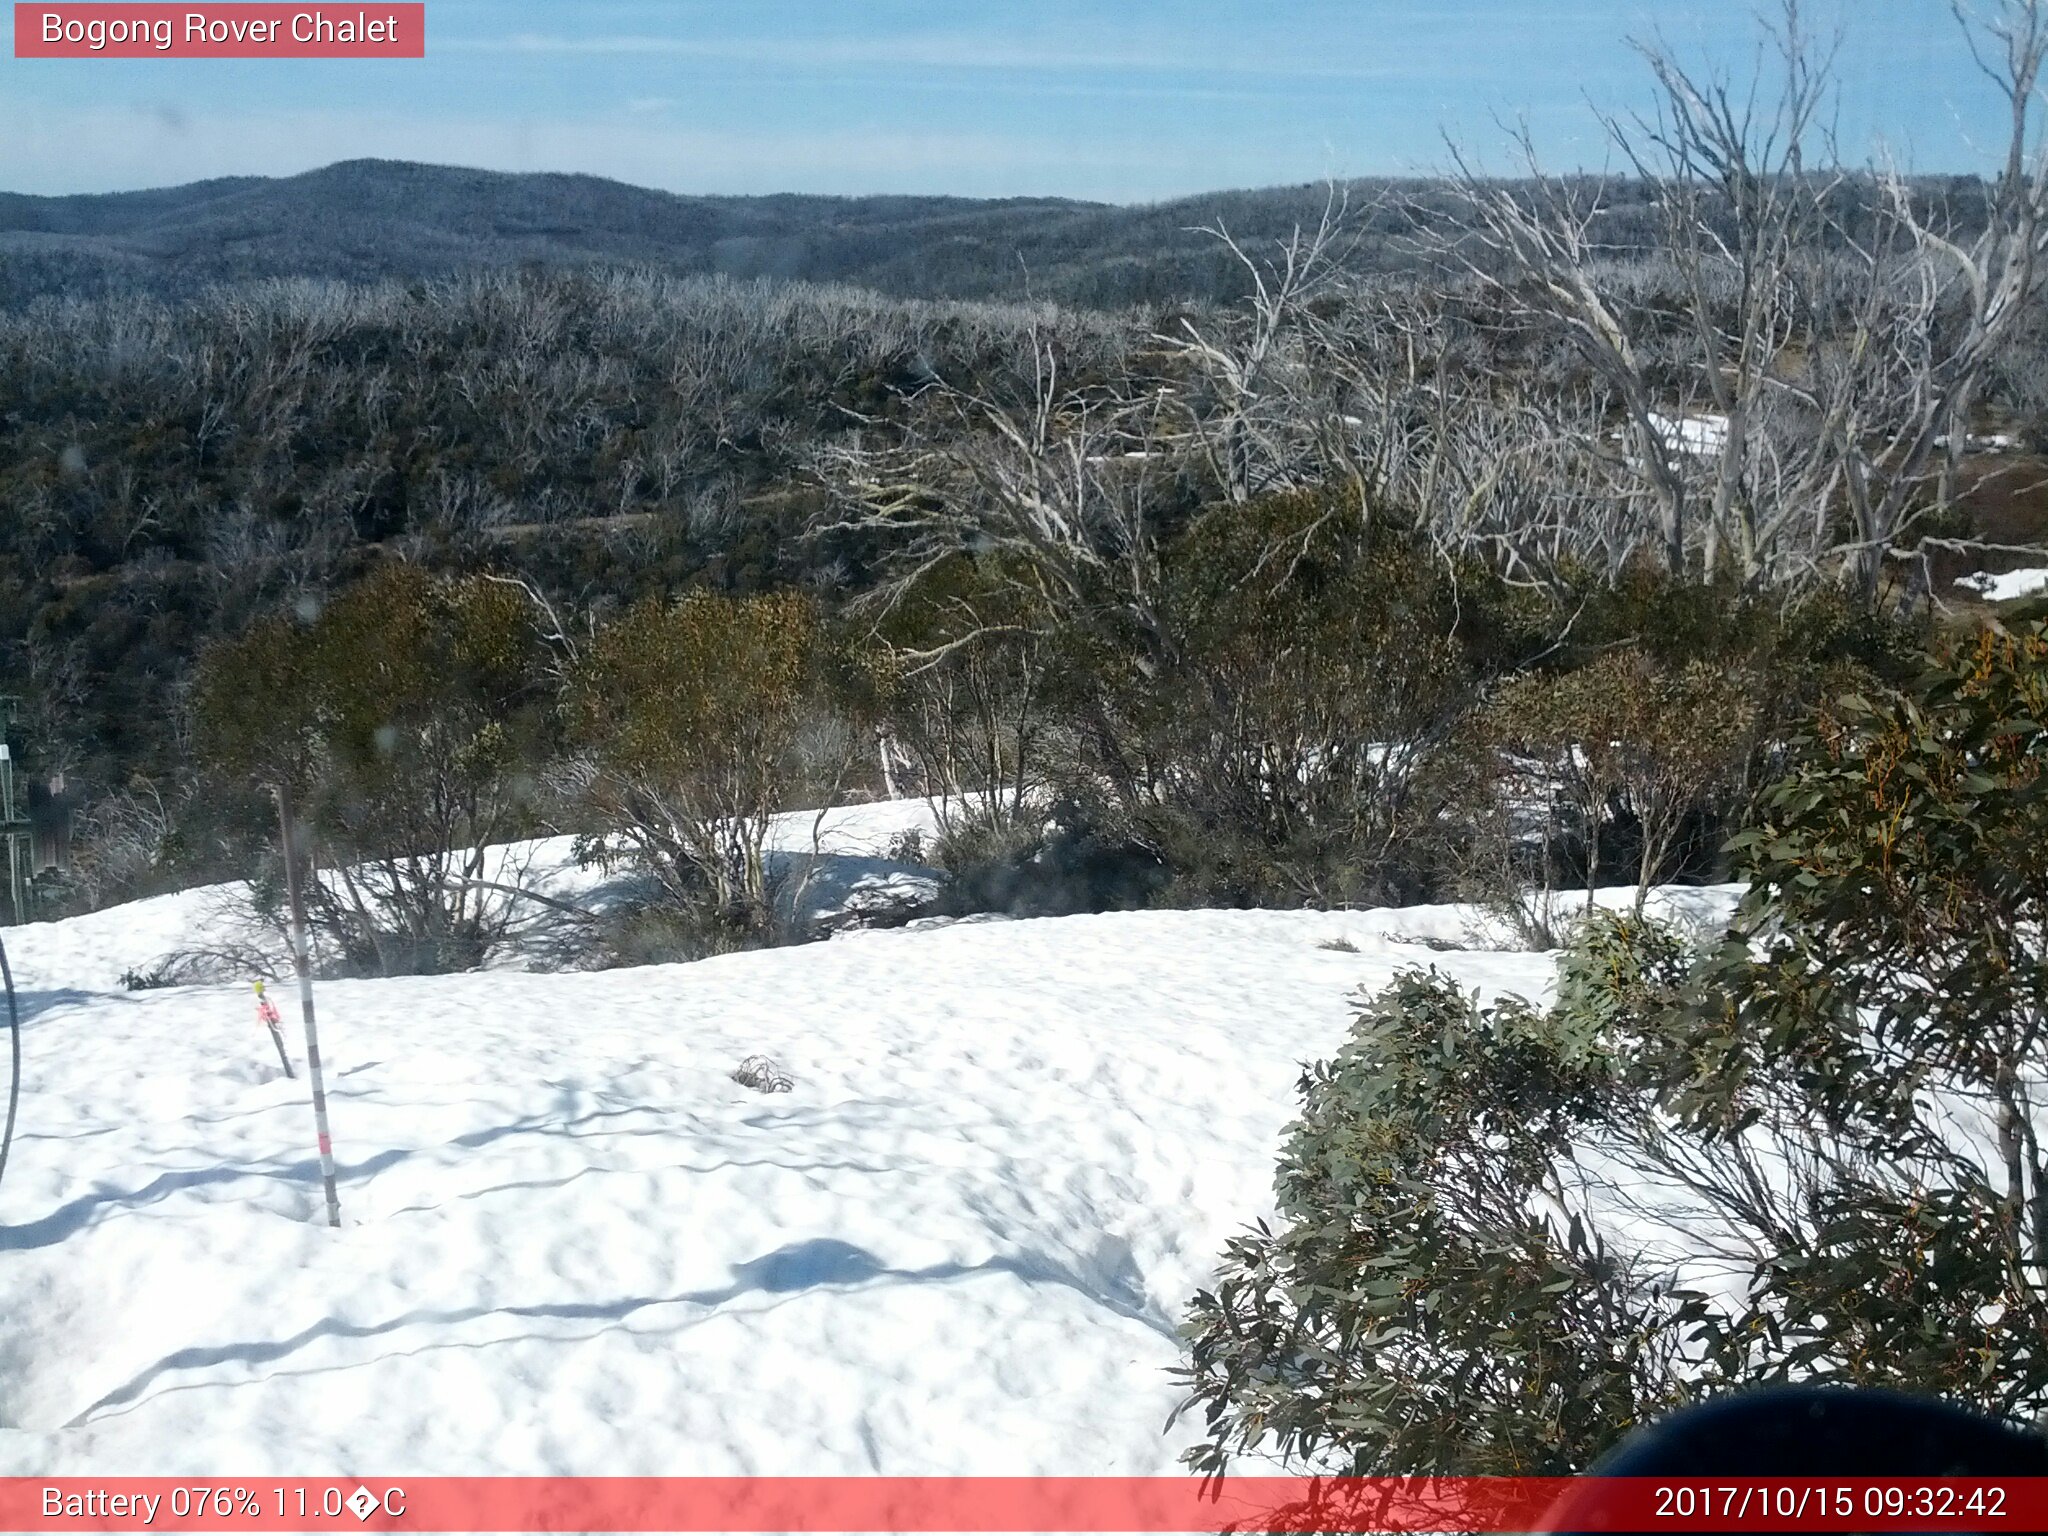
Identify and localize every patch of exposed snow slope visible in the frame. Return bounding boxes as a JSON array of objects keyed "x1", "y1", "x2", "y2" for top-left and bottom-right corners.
[{"x1": 1955, "y1": 566, "x2": 2048, "y2": 603}]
